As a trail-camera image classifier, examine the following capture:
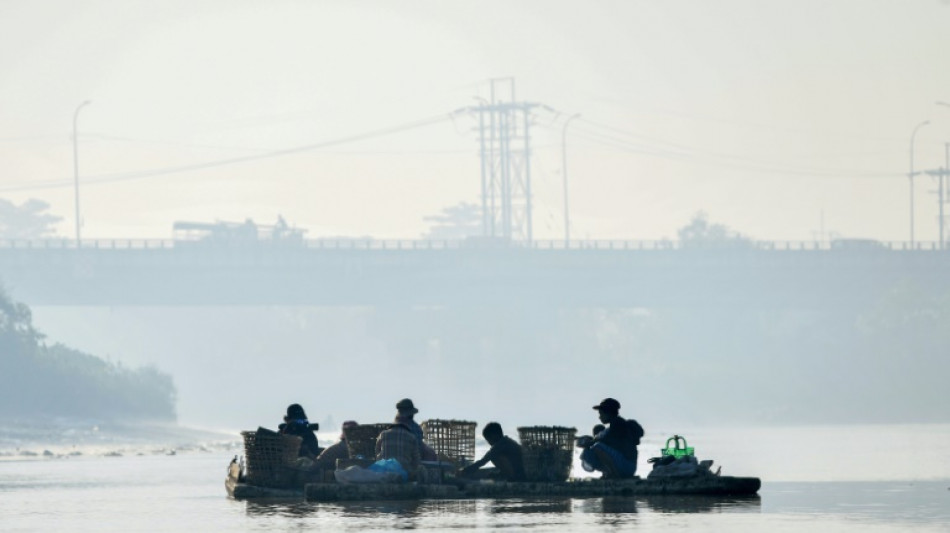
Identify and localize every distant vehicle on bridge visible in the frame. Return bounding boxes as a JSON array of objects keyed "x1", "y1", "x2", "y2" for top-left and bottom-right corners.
[{"x1": 173, "y1": 217, "x2": 306, "y2": 246}]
